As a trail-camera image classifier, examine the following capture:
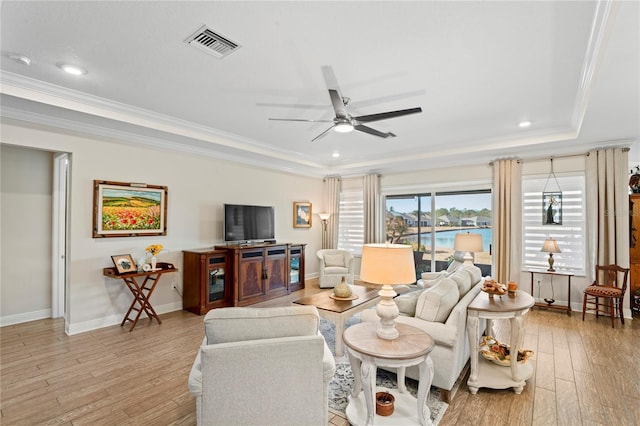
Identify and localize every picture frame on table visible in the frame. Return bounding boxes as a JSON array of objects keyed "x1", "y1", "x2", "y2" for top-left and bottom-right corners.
[
  {"x1": 293, "y1": 201, "x2": 312, "y2": 228},
  {"x1": 93, "y1": 180, "x2": 168, "y2": 238},
  {"x1": 111, "y1": 254, "x2": 137, "y2": 274}
]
